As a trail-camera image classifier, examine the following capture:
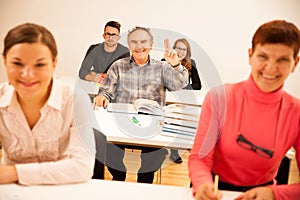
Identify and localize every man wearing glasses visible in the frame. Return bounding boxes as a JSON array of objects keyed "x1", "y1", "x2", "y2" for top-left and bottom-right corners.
[
  {"x1": 94, "y1": 26, "x2": 189, "y2": 183},
  {"x1": 79, "y1": 21, "x2": 130, "y2": 83},
  {"x1": 79, "y1": 21, "x2": 129, "y2": 180}
]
